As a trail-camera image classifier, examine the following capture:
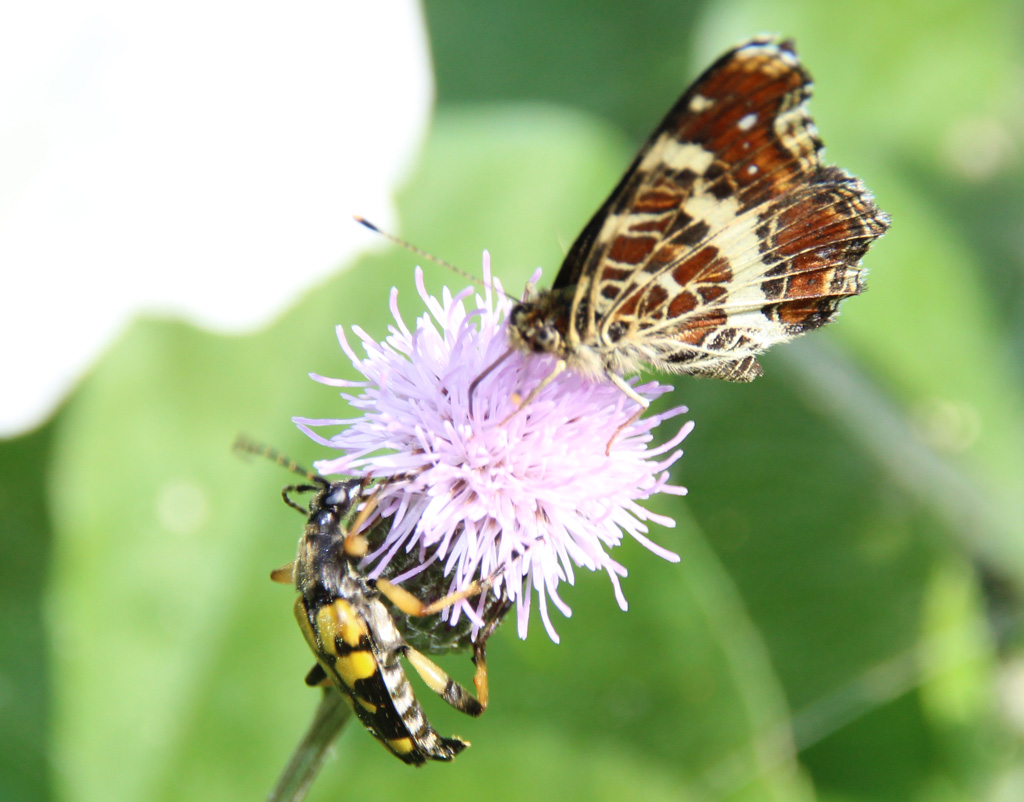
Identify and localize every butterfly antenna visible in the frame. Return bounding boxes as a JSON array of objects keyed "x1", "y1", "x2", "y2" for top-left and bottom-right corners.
[{"x1": 354, "y1": 216, "x2": 512, "y2": 300}]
